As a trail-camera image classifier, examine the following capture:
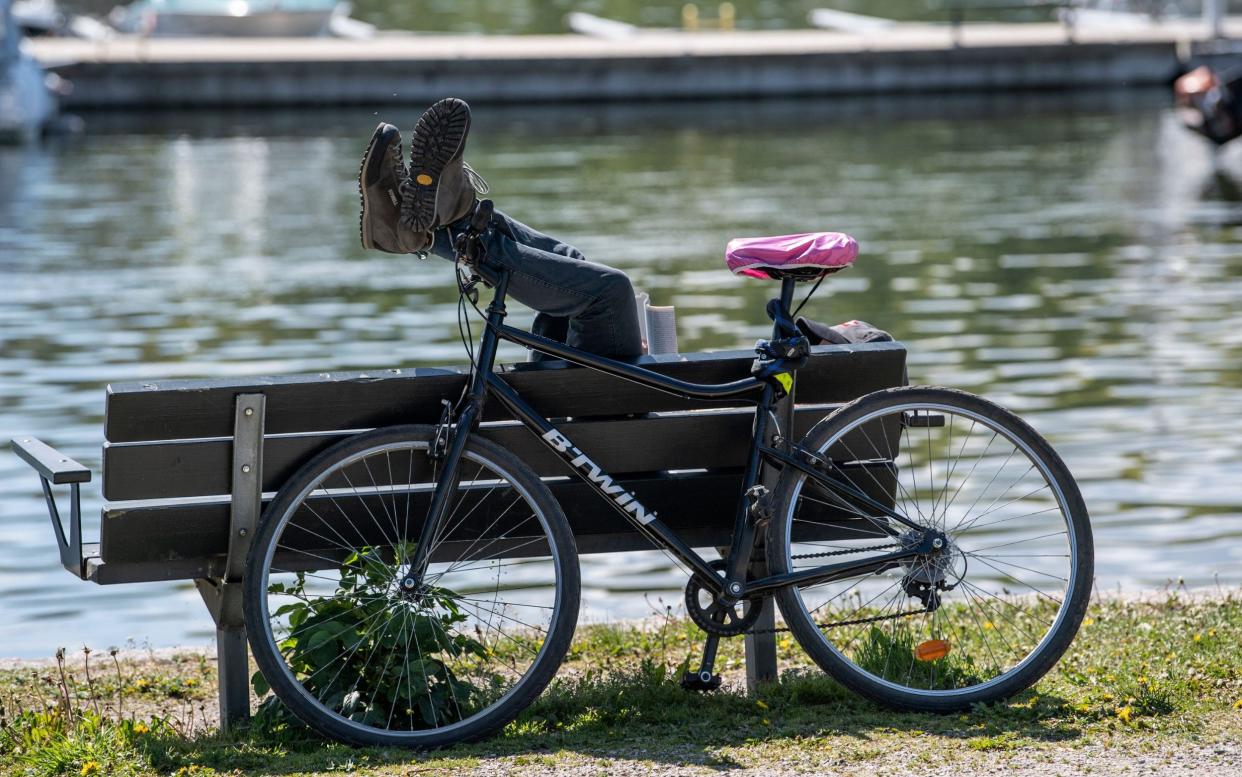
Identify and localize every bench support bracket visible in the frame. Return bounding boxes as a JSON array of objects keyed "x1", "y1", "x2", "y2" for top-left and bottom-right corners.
[
  {"x1": 42, "y1": 479, "x2": 86, "y2": 579},
  {"x1": 11, "y1": 437, "x2": 91, "y2": 579},
  {"x1": 195, "y1": 393, "x2": 266, "y2": 732}
]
